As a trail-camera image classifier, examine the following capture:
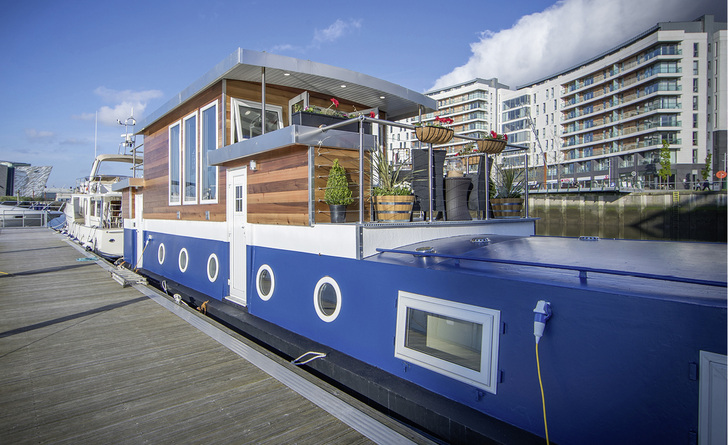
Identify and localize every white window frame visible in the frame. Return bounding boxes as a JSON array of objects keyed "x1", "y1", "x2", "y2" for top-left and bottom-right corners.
[
  {"x1": 207, "y1": 253, "x2": 219, "y2": 282},
  {"x1": 182, "y1": 111, "x2": 198, "y2": 205},
  {"x1": 168, "y1": 121, "x2": 182, "y2": 205},
  {"x1": 230, "y1": 97, "x2": 283, "y2": 143},
  {"x1": 313, "y1": 276, "x2": 342, "y2": 322},
  {"x1": 395, "y1": 291, "x2": 501, "y2": 394},
  {"x1": 200, "y1": 101, "x2": 219, "y2": 204}
]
